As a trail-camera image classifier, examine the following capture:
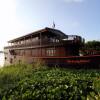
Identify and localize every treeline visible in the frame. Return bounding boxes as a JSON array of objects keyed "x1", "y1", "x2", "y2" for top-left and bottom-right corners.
[
  {"x1": 80, "y1": 40, "x2": 100, "y2": 55},
  {"x1": 84, "y1": 40, "x2": 100, "y2": 50}
]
